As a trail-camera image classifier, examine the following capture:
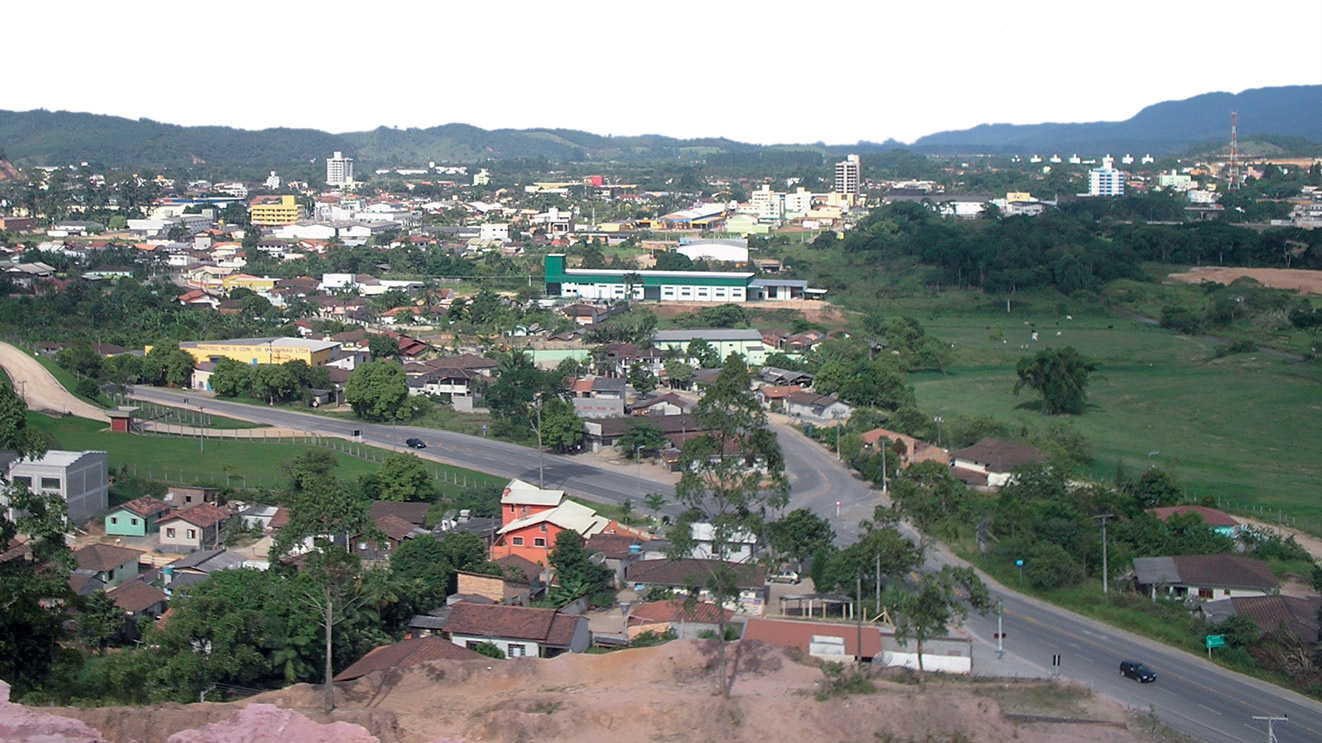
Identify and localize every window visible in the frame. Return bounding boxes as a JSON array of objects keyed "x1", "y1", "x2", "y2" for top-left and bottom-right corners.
[
  {"x1": 512, "y1": 537, "x2": 524, "y2": 546},
  {"x1": 508, "y1": 644, "x2": 526, "y2": 657},
  {"x1": 534, "y1": 538, "x2": 546, "y2": 547},
  {"x1": 130, "y1": 518, "x2": 138, "y2": 526},
  {"x1": 40, "y1": 477, "x2": 60, "y2": 490},
  {"x1": 166, "y1": 528, "x2": 176, "y2": 538},
  {"x1": 11, "y1": 476, "x2": 31, "y2": 489},
  {"x1": 187, "y1": 529, "x2": 197, "y2": 540},
  {"x1": 110, "y1": 517, "x2": 119, "y2": 525},
  {"x1": 539, "y1": 523, "x2": 547, "y2": 532}
]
